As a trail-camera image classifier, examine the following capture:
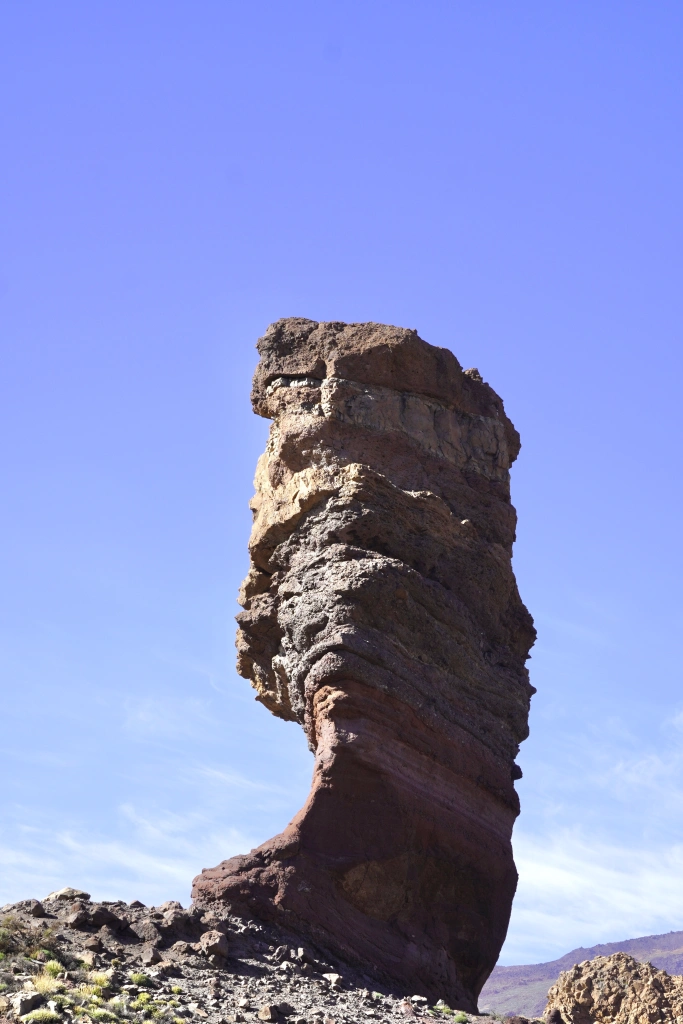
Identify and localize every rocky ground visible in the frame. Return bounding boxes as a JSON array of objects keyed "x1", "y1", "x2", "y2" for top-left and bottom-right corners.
[{"x1": 0, "y1": 892, "x2": 510, "y2": 1024}]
